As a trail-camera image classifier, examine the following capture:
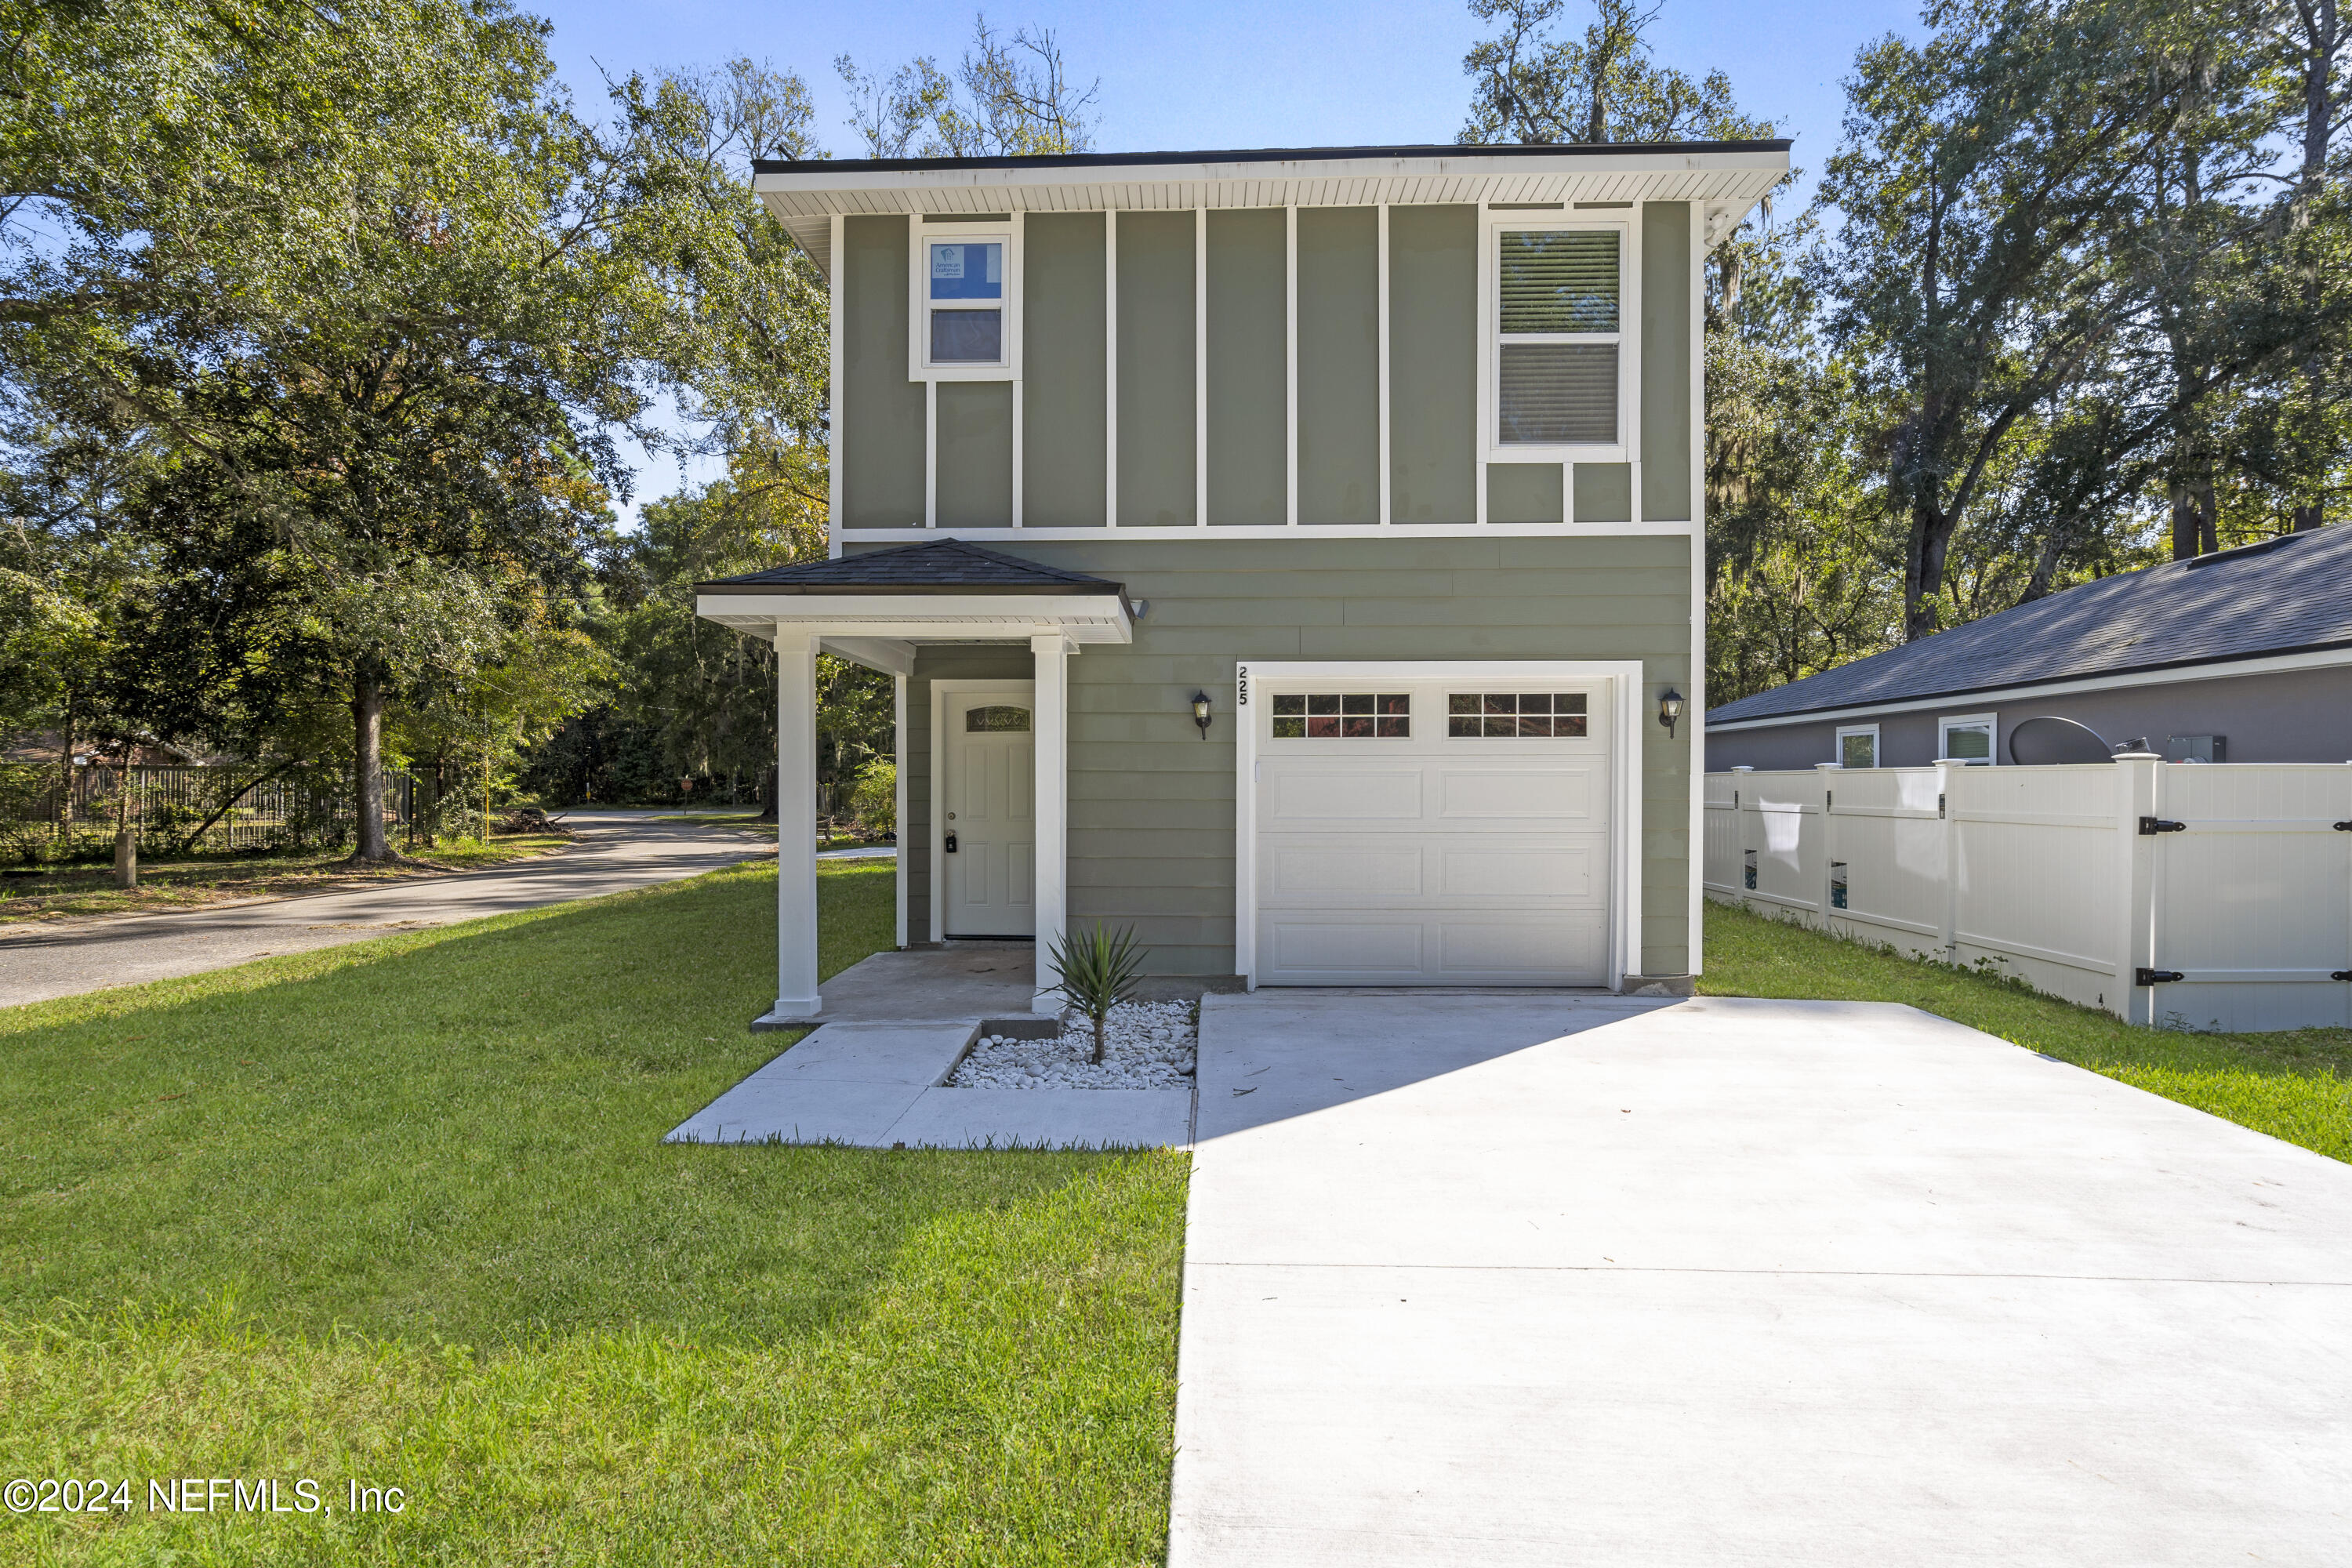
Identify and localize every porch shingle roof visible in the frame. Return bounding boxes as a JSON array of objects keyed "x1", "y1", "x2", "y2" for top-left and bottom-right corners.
[{"x1": 699, "y1": 538, "x2": 1124, "y2": 596}]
